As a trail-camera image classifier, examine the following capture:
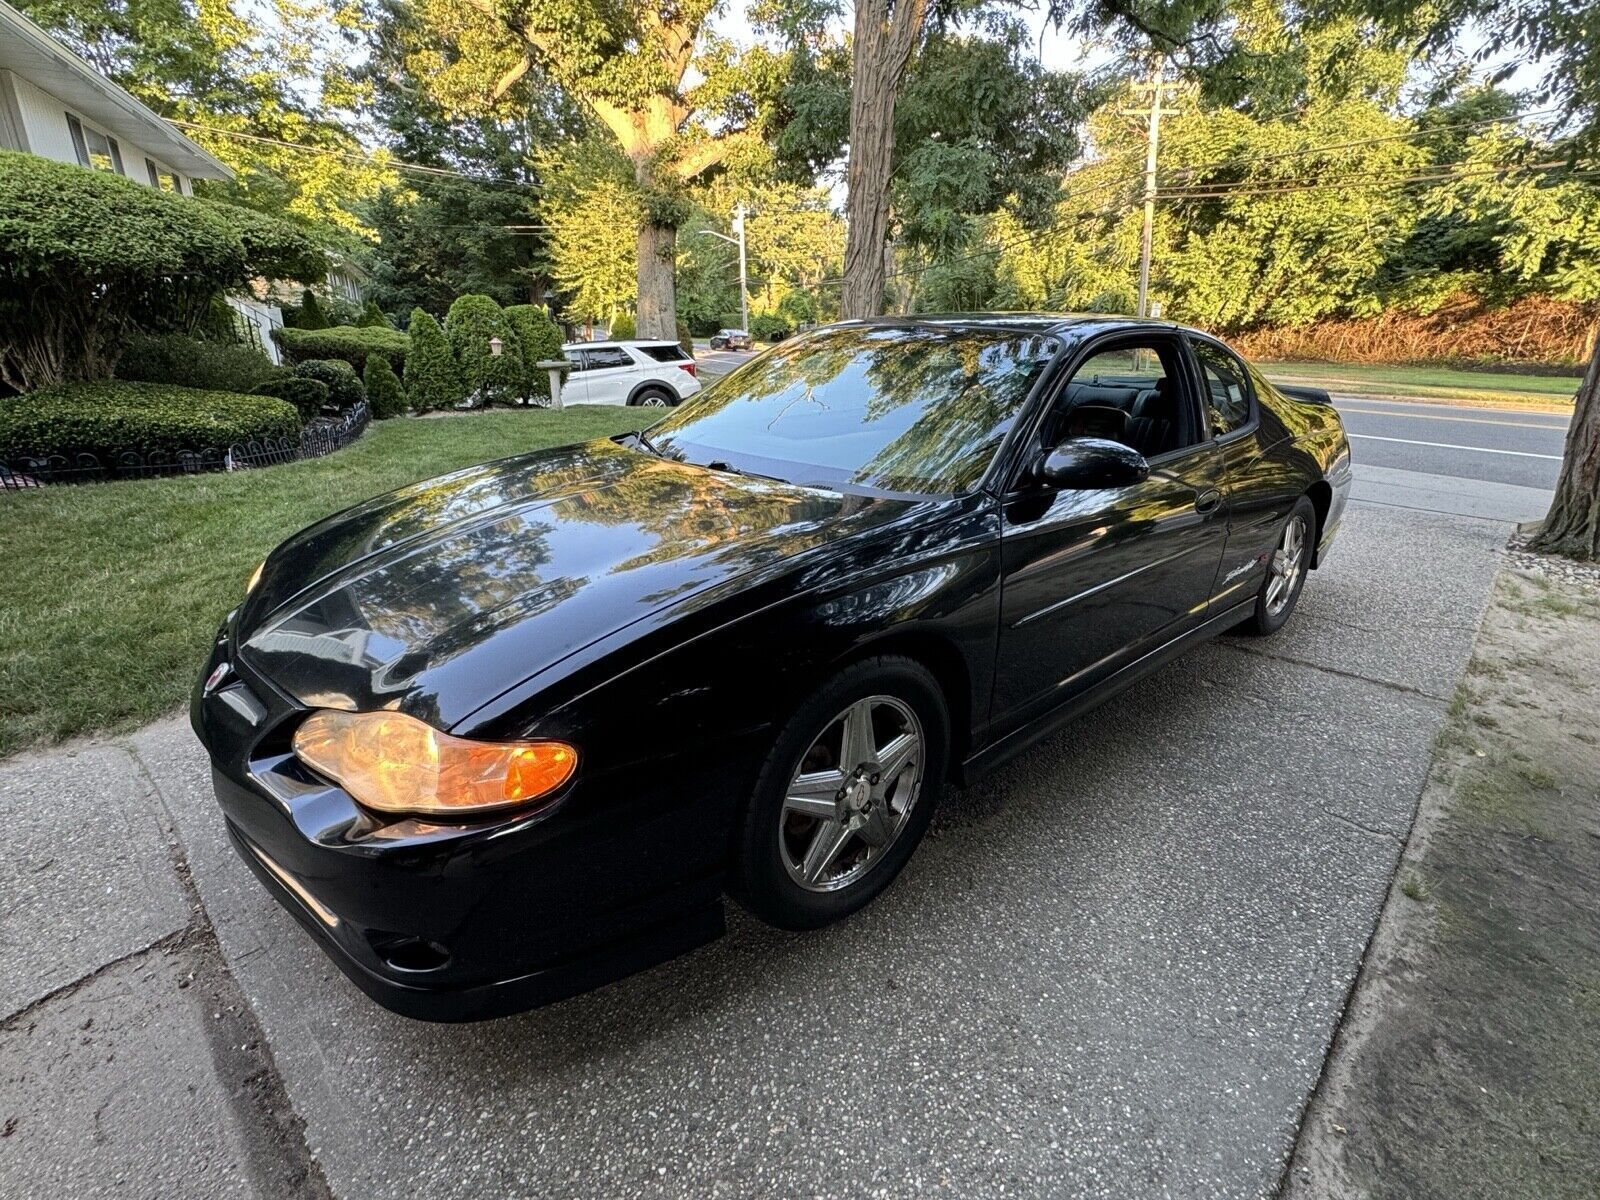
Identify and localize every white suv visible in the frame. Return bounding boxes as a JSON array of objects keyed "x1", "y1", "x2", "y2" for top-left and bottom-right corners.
[{"x1": 560, "y1": 340, "x2": 702, "y2": 407}]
